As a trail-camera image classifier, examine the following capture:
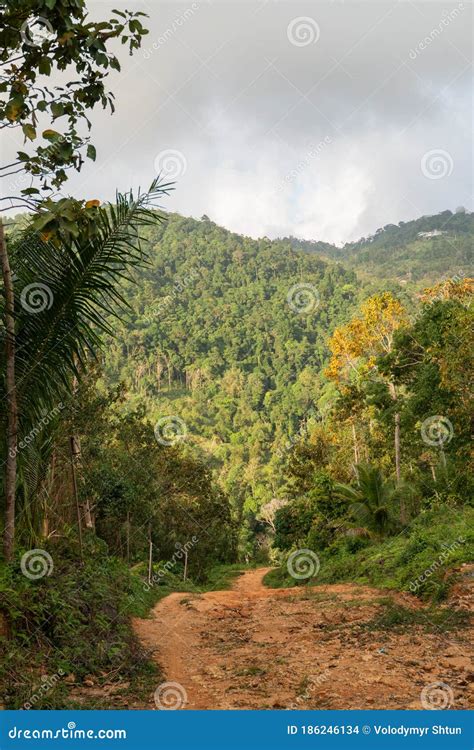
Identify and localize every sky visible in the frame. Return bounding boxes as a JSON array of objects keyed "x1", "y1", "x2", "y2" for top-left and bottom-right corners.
[{"x1": 4, "y1": 0, "x2": 473, "y2": 245}]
